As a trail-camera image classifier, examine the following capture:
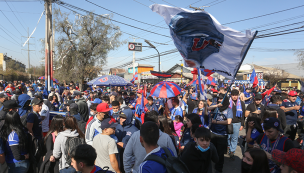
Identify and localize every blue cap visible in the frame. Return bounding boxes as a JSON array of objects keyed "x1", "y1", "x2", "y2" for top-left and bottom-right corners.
[{"x1": 100, "y1": 118, "x2": 118, "y2": 130}]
